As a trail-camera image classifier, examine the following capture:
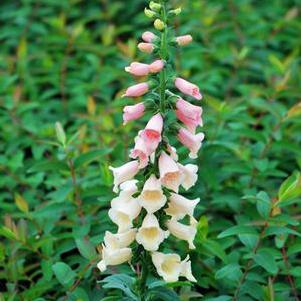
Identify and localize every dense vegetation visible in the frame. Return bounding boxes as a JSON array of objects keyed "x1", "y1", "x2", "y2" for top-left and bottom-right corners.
[{"x1": 0, "y1": 0, "x2": 301, "y2": 300}]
